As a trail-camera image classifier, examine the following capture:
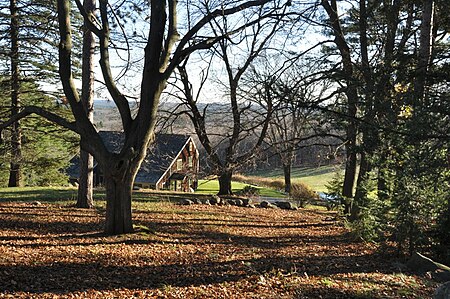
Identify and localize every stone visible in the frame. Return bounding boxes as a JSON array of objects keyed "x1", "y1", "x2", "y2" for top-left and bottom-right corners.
[
  {"x1": 434, "y1": 282, "x2": 450, "y2": 299},
  {"x1": 210, "y1": 195, "x2": 221, "y2": 205},
  {"x1": 234, "y1": 199, "x2": 243, "y2": 207},
  {"x1": 180, "y1": 199, "x2": 193, "y2": 205},
  {"x1": 260, "y1": 201, "x2": 276, "y2": 209},
  {"x1": 260, "y1": 201, "x2": 270, "y2": 208},
  {"x1": 229, "y1": 199, "x2": 242, "y2": 206},
  {"x1": 274, "y1": 201, "x2": 297, "y2": 210},
  {"x1": 242, "y1": 198, "x2": 252, "y2": 206}
]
